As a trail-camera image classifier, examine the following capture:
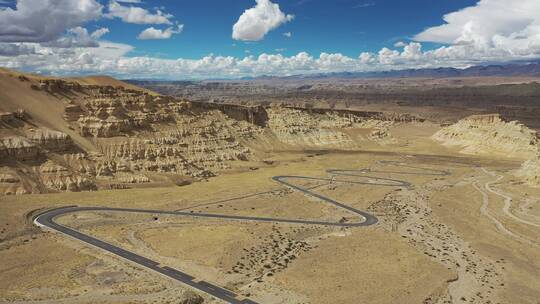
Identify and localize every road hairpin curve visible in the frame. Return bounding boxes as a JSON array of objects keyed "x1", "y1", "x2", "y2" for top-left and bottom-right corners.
[{"x1": 34, "y1": 161, "x2": 450, "y2": 304}]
